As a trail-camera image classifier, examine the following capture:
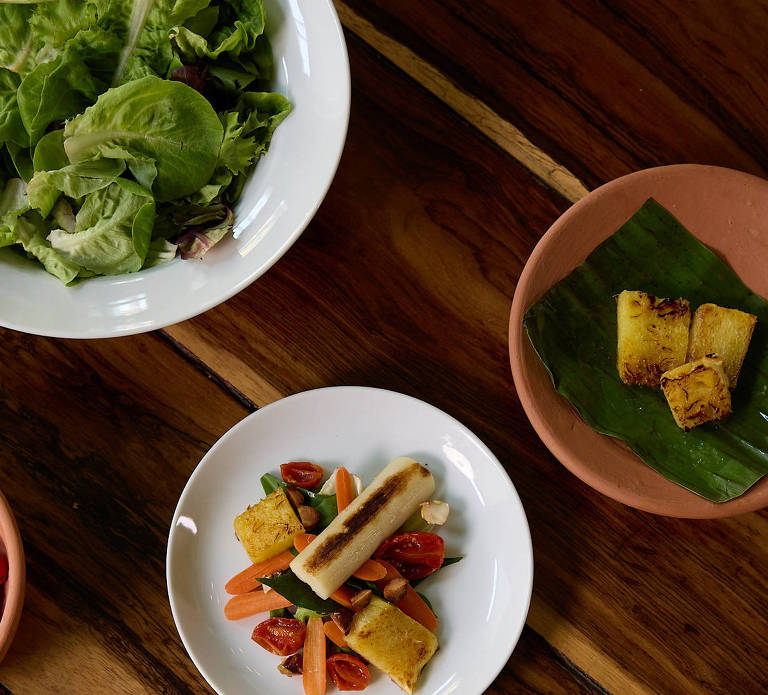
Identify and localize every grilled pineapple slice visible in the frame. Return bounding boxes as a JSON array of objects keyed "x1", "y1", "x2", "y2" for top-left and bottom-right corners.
[
  {"x1": 687, "y1": 303, "x2": 756, "y2": 389},
  {"x1": 234, "y1": 488, "x2": 304, "y2": 563},
  {"x1": 617, "y1": 290, "x2": 691, "y2": 386},
  {"x1": 660, "y1": 356, "x2": 732, "y2": 430},
  {"x1": 346, "y1": 596, "x2": 438, "y2": 694}
]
